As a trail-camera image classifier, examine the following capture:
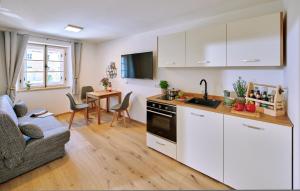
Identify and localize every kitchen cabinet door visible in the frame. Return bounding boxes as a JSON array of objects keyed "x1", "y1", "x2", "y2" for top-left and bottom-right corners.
[
  {"x1": 186, "y1": 24, "x2": 226, "y2": 67},
  {"x1": 227, "y1": 12, "x2": 283, "y2": 66},
  {"x1": 158, "y1": 32, "x2": 185, "y2": 67},
  {"x1": 224, "y1": 115, "x2": 292, "y2": 189},
  {"x1": 177, "y1": 106, "x2": 223, "y2": 182}
]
